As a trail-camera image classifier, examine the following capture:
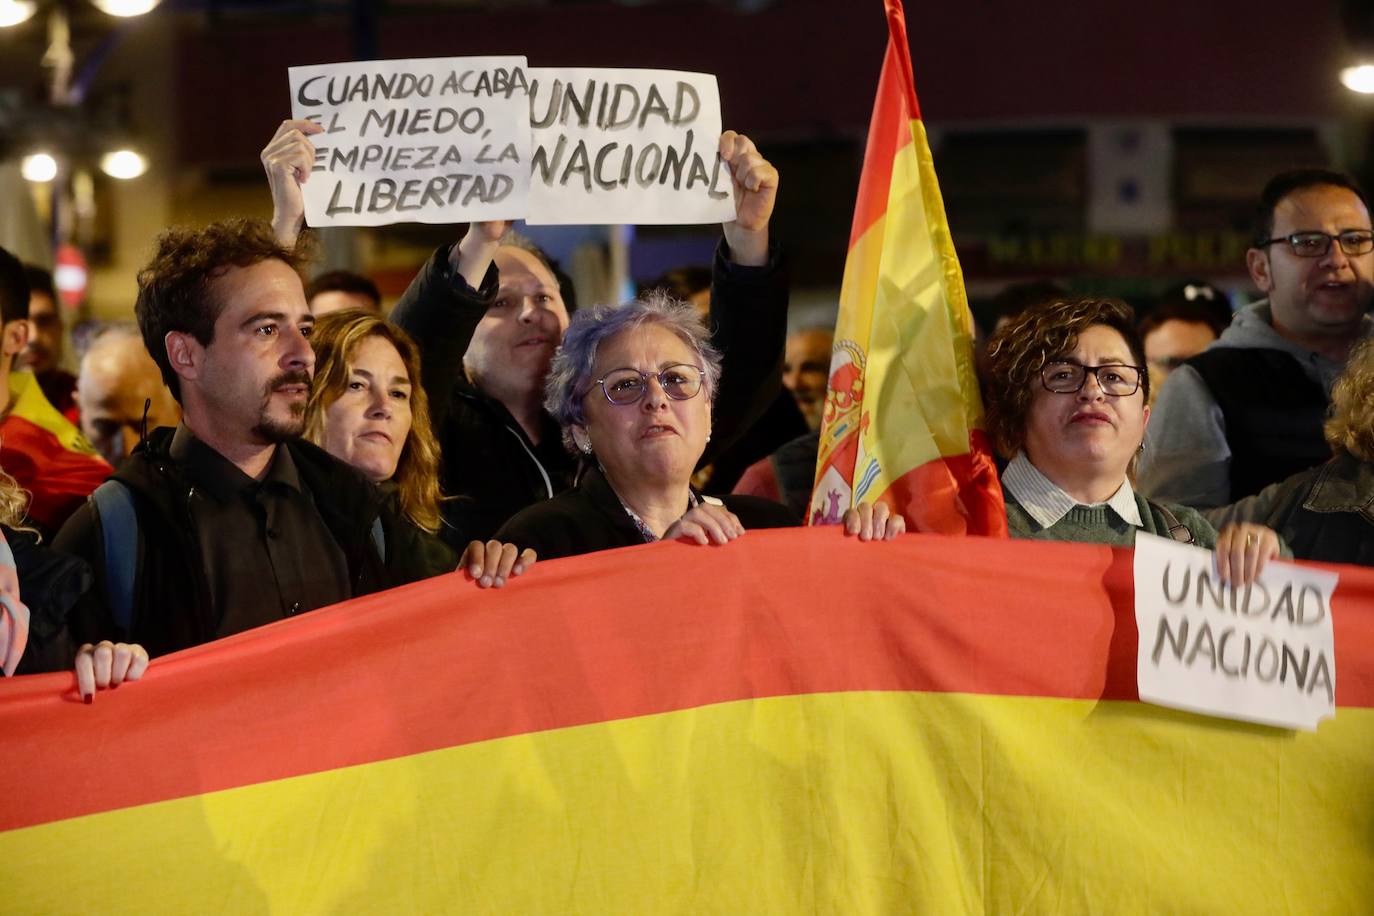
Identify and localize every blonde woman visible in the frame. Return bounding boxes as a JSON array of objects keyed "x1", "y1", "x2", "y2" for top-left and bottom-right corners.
[
  {"x1": 304, "y1": 309, "x2": 530, "y2": 583},
  {"x1": 0, "y1": 469, "x2": 96, "y2": 682},
  {"x1": 0, "y1": 472, "x2": 29, "y2": 676},
  {"x1": 303, "y1": 309, "x2": 447, "y2": 536}
]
